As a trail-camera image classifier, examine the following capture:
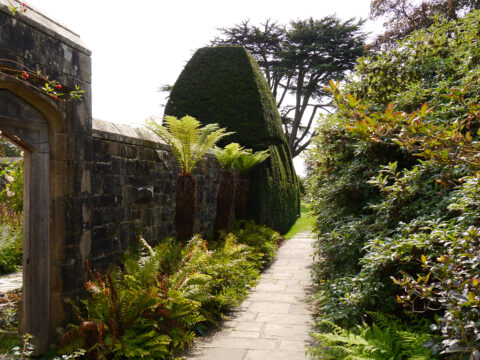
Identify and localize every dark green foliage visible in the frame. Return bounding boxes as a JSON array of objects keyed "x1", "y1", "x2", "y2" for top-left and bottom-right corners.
[
  {"x1": 0, "y1": 203, "x2": 22, "y2": 275},
  {"x1": 247, "y1": 143, "x2": 300, "y2": 234},
  {"x1": 306, "y1": 11, "x2": 480, "y2": 358},
  {"x1": 165, "y1": 46, "x2": 284, "y2": 149},
  {"x1": 309, "y1": 312, "x2": 437, "y2": 359},
  {"x1": 0, "y1": 159, "x2": 23, "y2": 213},
  {"x1": 0, "y1": 138, "x2": 21, "y2": 157},
  {"x1": 230, "y1": 220, "x2": 281, "y2": 267},
  {"x1": 212, "y1": 17, "x2": 366, "y2": 157},
  {"x1": 165, "y1": 46, "x2": 299, "y2": 233}
]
